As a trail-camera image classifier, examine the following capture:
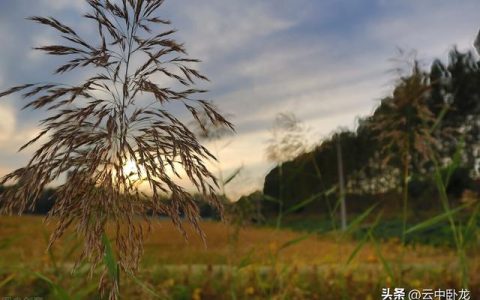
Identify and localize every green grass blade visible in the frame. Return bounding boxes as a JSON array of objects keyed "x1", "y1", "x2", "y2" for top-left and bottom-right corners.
[
  {"x1": 346, "y1": 234, "x2": 369, "y2": 265},
  {"x1": 346, "y1": 212, "x2": 383, "y2": 265},
  {"x1": 129, "y1": 273, "x2": 164, "y2": 298},
  {"x1": 238, "y1": 248, "x2": 255, "y2": 269},
  {"x1": 72, "y1": 282, "x2": 98, "y2": 300},
  {"x1": 429, "y1": 102, "x2": 450, "y2": 133},
  {"x1": 369, "y1": 232, "x2": 394, "y2": 281},
  {"x1": 406, "y1": 205, "x2": 467, "y2": 235},
  {"x1": 0, "y1": 273, "x2": 15, "y2": 289},
  {"x1": 444, "y1": 137, "x2": 464, "y2": 186},
  {"x1": 42, "y1": 229, "x2": 61, "y2": 274},
  {"x1": 462, "y1": 203, "x2": 480, "y2": 247},
  {"x1": 283, "y1": 192, "x2": 323, "y2": 216},
  {"x1": 324, "y1": 186, "x2": 338, "y2": 197},
  {"x1": 224, "y1": 166, "x2": 243, "y2": 186},
  {"x1": 102, "y1": 233, "x2": 120, "y2": 296},
  {"x1": 432, "y1": 154, "x2": 460, "y2": 246},
  {"x1": 278, "y1": 234, "x2": 310, "y2": 252},
  {"x1": 345, "y1": 203, "x2": 378, "y2": 235},
  {"x1": 35, "y1": 272, "x2": 71, "y2": 300},
  {"x1": 263, "y1": 195, "x2": 280, "y2": 203}
]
